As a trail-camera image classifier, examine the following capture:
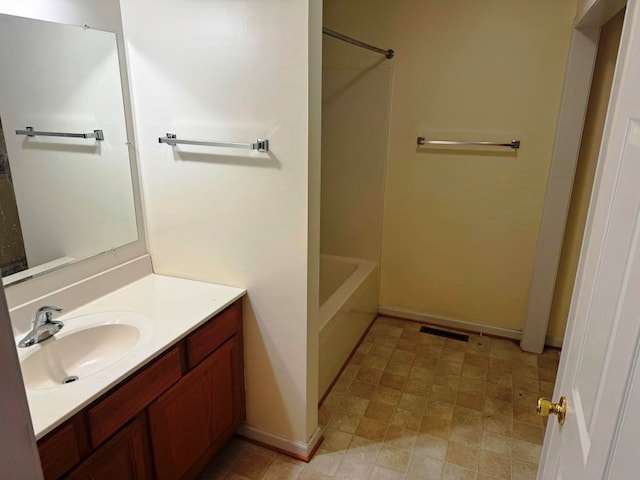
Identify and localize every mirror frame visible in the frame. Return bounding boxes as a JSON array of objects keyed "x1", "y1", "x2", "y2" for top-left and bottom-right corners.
[{"x1": 0, "y1": 3, "x2": 147, "y2": 308}]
